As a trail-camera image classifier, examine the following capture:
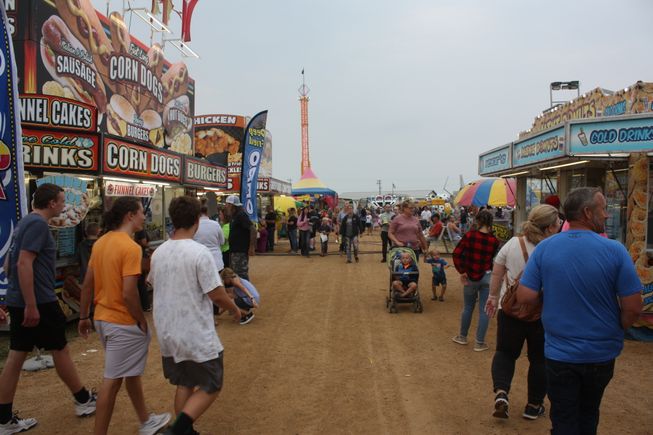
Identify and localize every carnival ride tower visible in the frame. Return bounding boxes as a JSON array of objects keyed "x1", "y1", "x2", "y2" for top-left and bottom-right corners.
[{"x1": 299, "y1": 70, "x2": 311, "y2": 176}]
